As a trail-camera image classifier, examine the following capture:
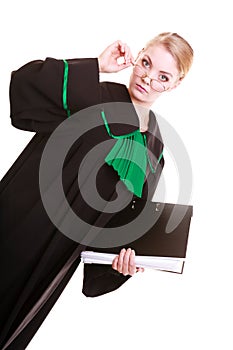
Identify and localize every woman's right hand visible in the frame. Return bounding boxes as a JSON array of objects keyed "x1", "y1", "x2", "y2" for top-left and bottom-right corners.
[
  {"x1": 112, "y1": 248, "x2": 145, "y2": 276},
  {"x1": 98, "y1": 41, "x2": 134, "y2": 73}
]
